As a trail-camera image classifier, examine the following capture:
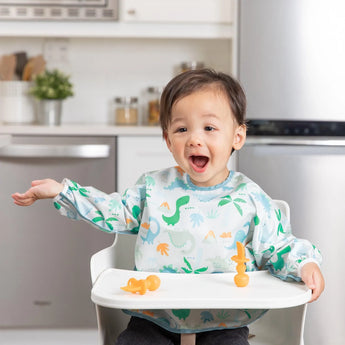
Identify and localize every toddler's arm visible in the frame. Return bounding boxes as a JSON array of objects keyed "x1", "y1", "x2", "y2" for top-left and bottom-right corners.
[
  {"x1": 12, "y1": 179, "x2": 64, "y2": 206},
  {"x1": 300, "y1": 262, "x2": 325, "y2": 302}
]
